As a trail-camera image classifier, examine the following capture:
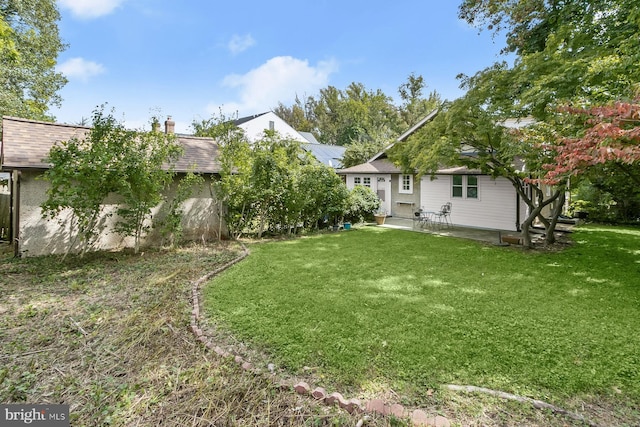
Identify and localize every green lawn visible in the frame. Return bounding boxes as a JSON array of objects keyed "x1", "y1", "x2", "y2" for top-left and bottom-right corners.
[{"x1": 204, "y1": 225, "x2": 640, "y2": 406}]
